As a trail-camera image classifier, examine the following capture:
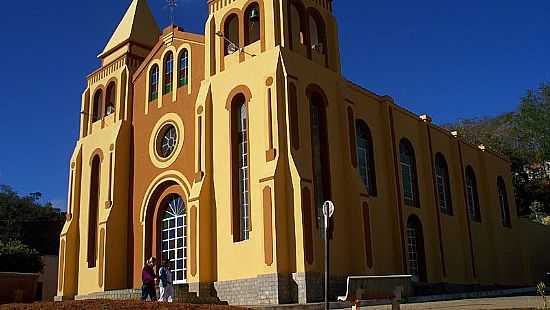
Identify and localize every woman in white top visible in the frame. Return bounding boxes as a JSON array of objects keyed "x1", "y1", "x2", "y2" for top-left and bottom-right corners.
[{"x1": 158, "y1": 259, "x2": 174, "y2": 302}]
